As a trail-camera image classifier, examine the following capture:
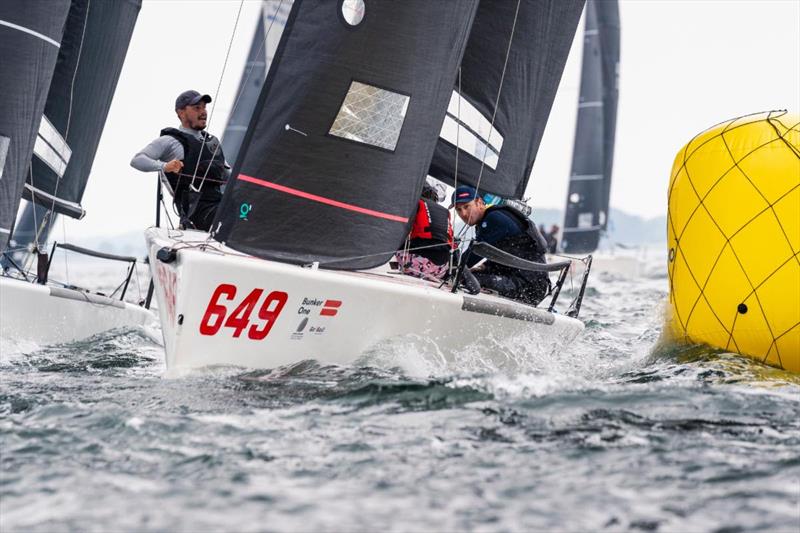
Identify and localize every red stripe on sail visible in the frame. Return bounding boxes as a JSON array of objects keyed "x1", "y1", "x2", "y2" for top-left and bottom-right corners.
[
  {"x1": 324, "y1": 300, "x2": 342, "y2": 308},
  {"x1": 320, "y1": 308, "x2": 338, "y2": 317},
  {"x1": 238, "y1": 174, "x2": 408, "y2": 223}
]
